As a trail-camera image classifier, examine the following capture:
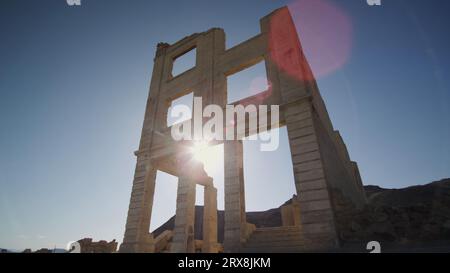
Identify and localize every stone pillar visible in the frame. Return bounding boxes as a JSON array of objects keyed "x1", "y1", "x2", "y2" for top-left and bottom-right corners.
[
  {"x1": 202, "y1": 185, "x2": 218, "y2": 253},
  {"x1": 119, "y1": 42, "x2": 168, "y2": 253},
  {"x1": 285, "y1": 100, "x2": 339, "y2": 248},
  {"x1": 120, "y1": 157, "x2": 156, "y2": 253},
  {"x1": 223, "y1": 140, "x2": 247, "y2": 252},
  {"x1": 171, "y1": 176, "x2": 196, "y2": 253}
]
